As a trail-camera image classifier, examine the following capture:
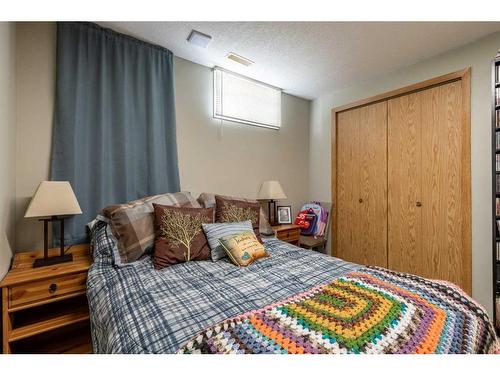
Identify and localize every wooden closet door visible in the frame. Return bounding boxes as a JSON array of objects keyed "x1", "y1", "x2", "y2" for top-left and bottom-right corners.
[
  {"x1": 358, "y1": 102, "x2": 388, "y2": 267},
  {"x1": 388, "y1": 92, "x2": 423, "y2": 275},
  {"x1": 420, "y1": 81, "x2": 470, "y2": 293},
  {"x1": 336, "y1": 109, "x2": 361, "y2": 263},
  {"x1": 388, "y1": 81, "x2": 471, "y2": 294},
  {"x1": 335, "y1": 102, "x2": 387, "y2": 266}
]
